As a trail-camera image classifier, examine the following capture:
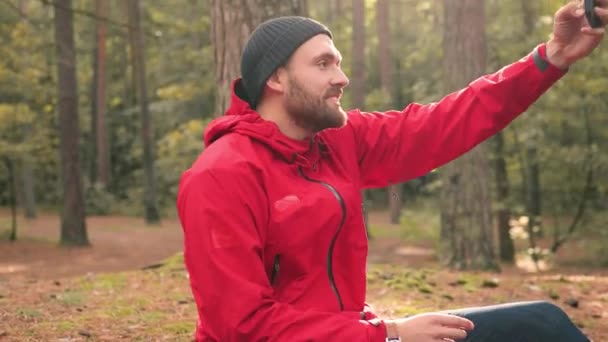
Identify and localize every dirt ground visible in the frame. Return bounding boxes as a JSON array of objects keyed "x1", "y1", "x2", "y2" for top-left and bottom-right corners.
[
  {"x1": 1, "y1": 210, "x2": 607, "y2": 341},
  {"x1": 0, "y1": 211, "x2": 437, "y2": 281},
  {"x1": 0, "y1": 213, "x2": 184, "y2": 280}
]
